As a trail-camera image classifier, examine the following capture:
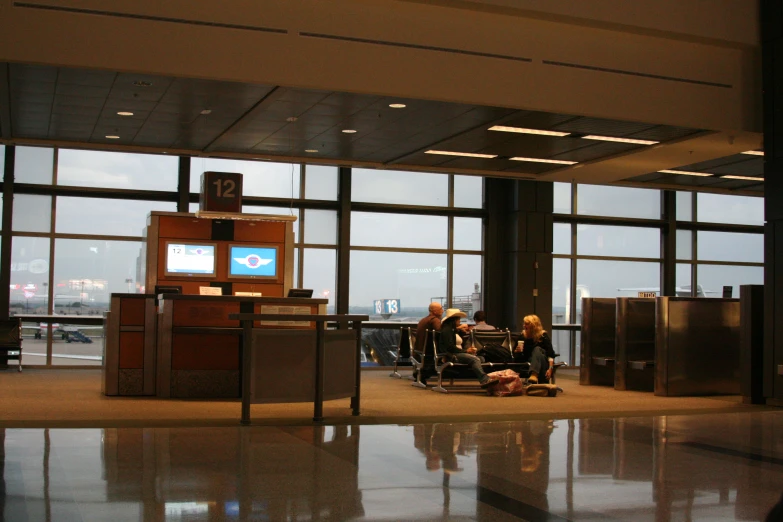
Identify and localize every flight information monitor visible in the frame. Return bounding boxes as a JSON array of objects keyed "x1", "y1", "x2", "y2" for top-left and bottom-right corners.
[
  {"x1": 227, "y1": 244, "x2": 278, "y2": 279},
  {"x1": 164, "y1": 242, "x2": 217, "y2": 277}
]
